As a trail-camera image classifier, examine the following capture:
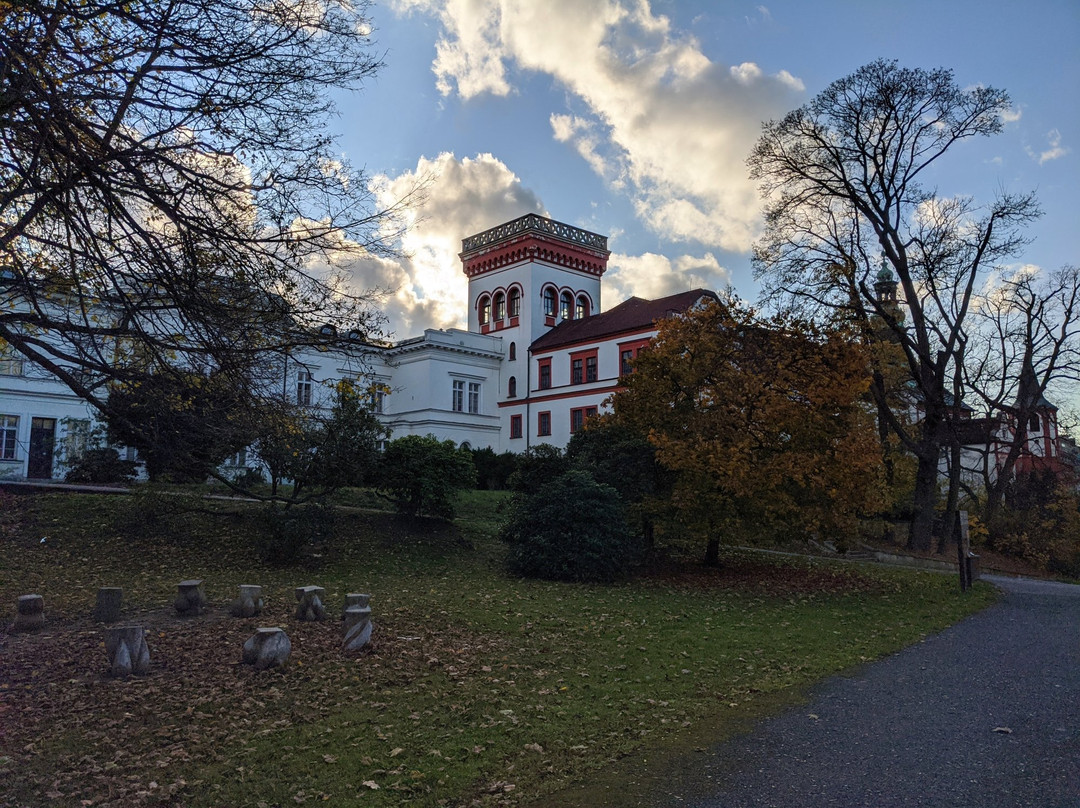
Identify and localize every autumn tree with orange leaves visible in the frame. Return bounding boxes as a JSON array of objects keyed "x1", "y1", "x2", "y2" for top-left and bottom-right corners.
[{"x1": 613, "y1": 298, "x2": 886, "y2": 566}]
